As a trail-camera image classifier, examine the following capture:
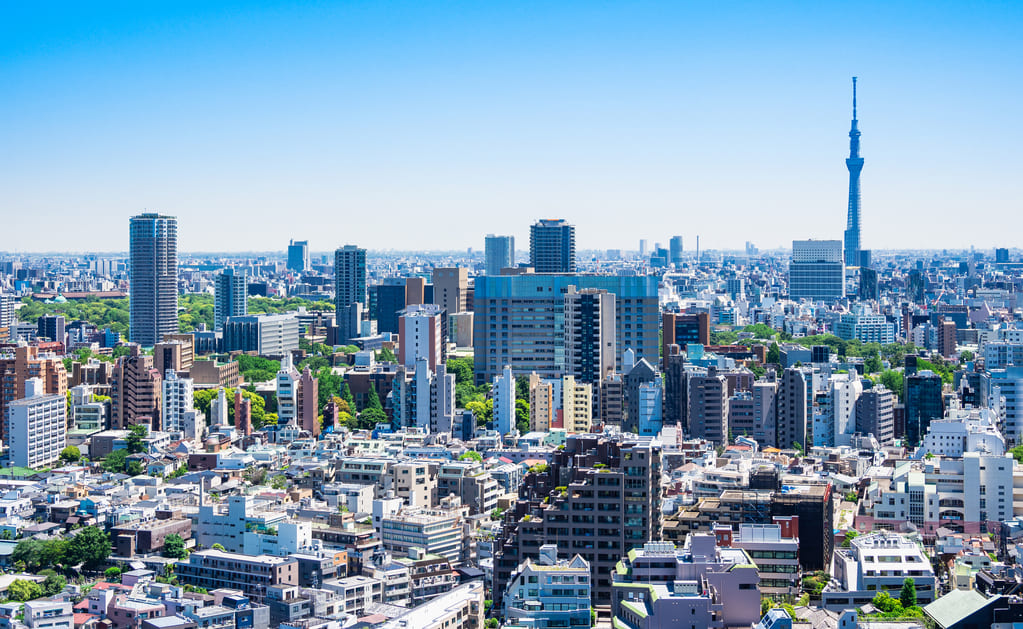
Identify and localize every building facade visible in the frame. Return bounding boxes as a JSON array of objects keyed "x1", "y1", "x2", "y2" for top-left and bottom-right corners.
[{"x1": 129, "y1": 213, "x2": 178, "y2": 346}]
